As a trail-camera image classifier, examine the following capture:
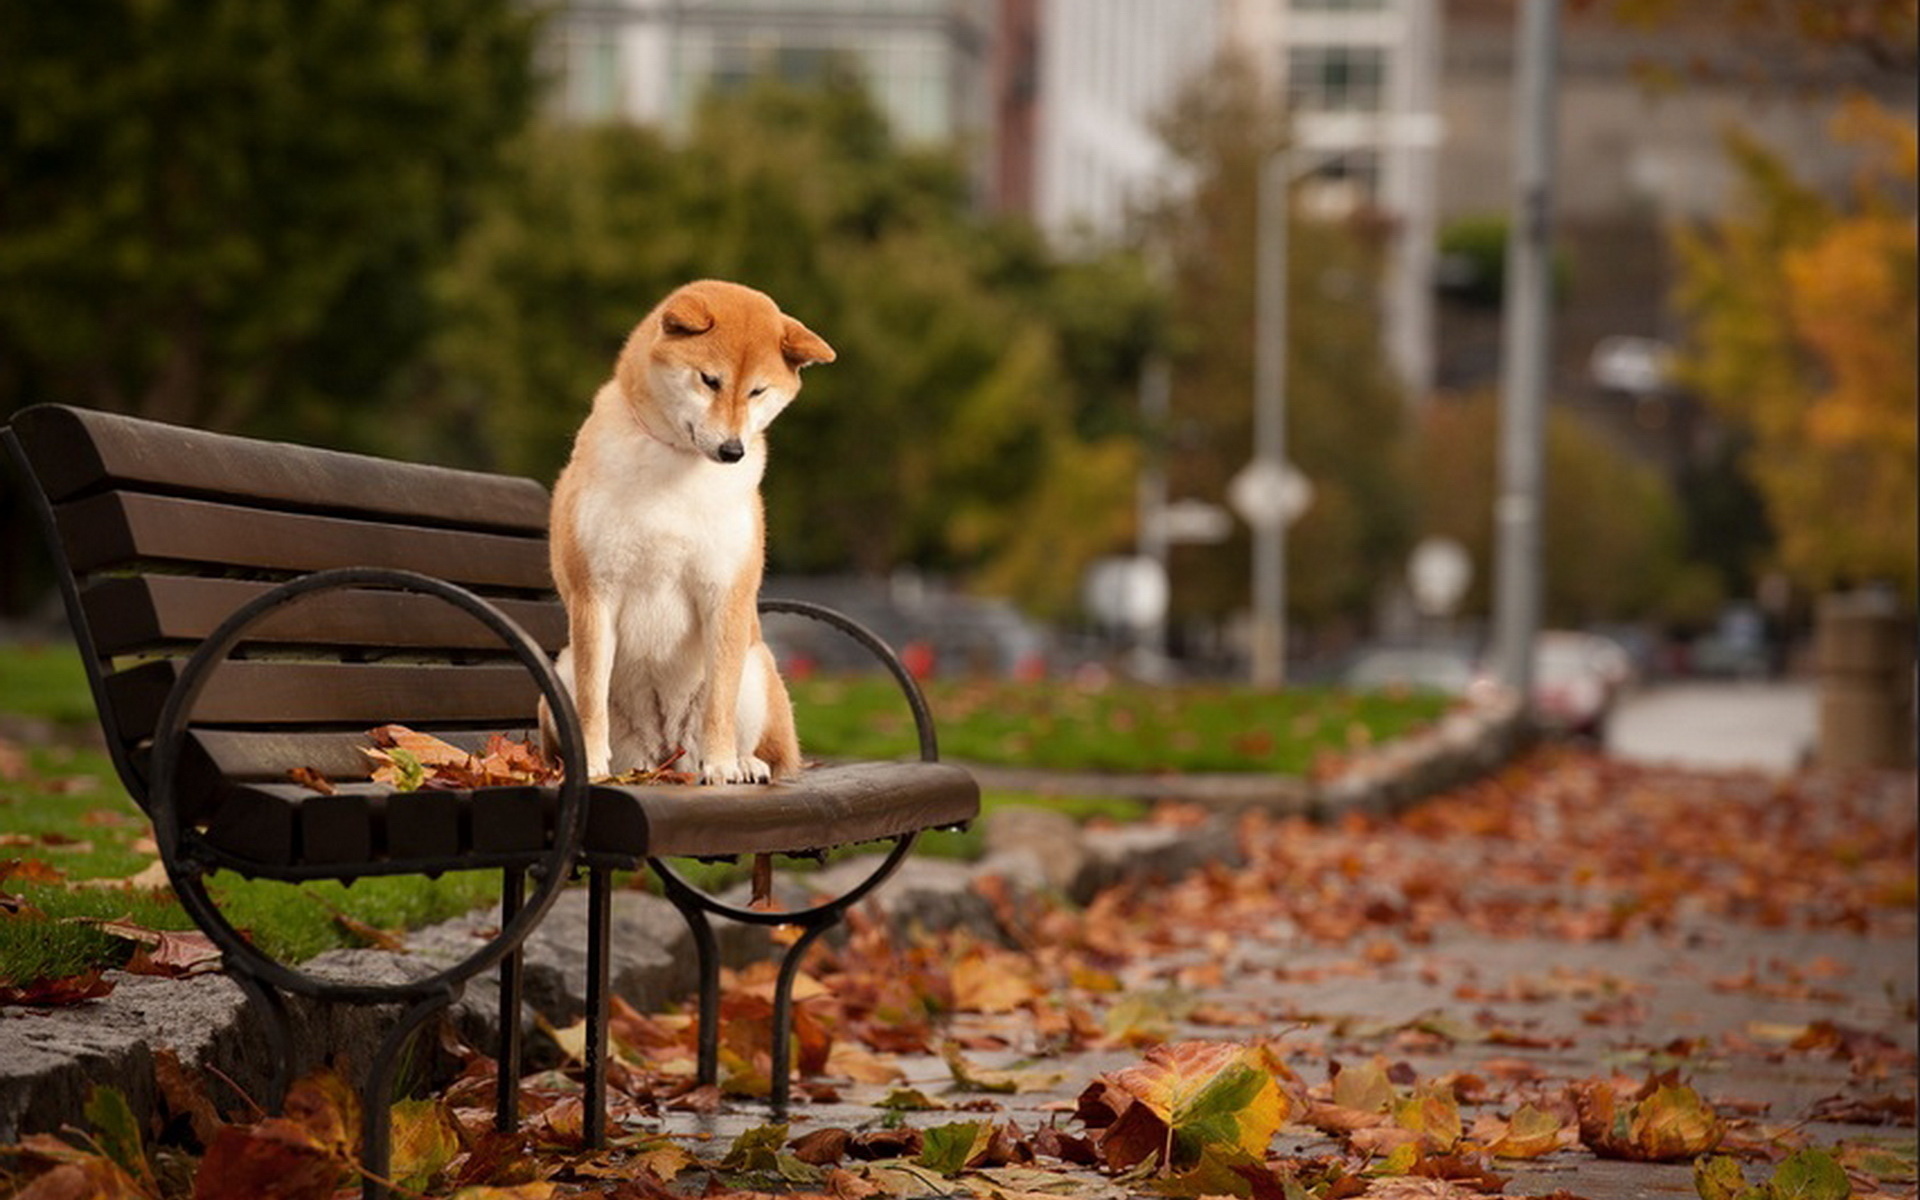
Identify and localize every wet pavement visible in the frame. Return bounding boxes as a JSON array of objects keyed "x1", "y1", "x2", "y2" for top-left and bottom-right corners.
[{"x1": 612, "y1": 751, "x2": 1918, "y2": 1199}]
